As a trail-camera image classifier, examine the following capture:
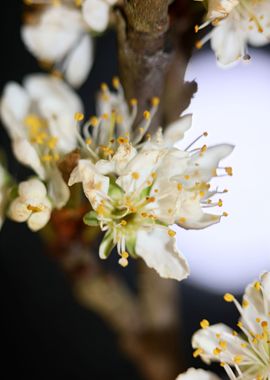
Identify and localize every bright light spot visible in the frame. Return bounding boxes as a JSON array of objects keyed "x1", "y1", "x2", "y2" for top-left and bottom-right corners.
[{"x1": 176, "y1": 48, "x2": 270, "y2": 294}]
